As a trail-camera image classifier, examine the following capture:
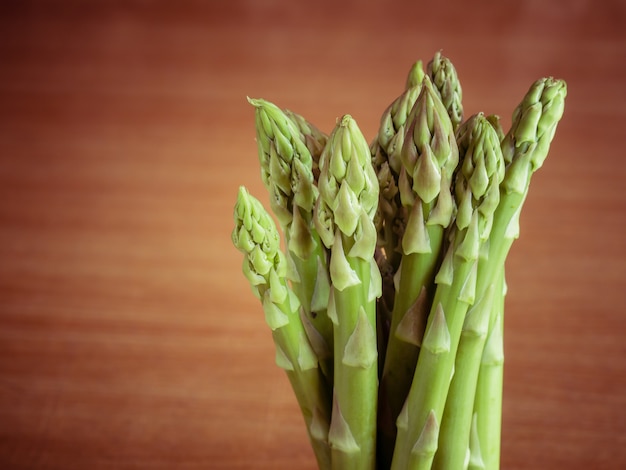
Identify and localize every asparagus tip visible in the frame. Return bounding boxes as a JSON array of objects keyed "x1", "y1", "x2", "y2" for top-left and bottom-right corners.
[
  {"x1": 246, "y1": 95, "x2": 261, "y2": 107},
  {"x1": 339, "y1": 114, "x2": 353, "y2": 127}
]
